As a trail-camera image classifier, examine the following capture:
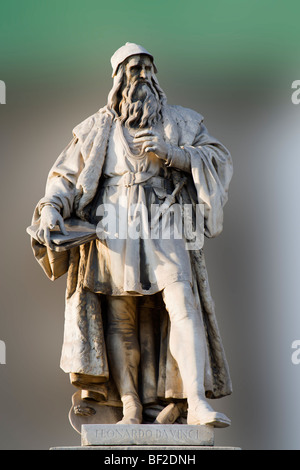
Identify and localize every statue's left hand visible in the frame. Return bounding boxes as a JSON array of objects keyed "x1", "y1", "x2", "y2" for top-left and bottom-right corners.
[
  {"x1": 134, "y1": 130, "x2": 169, "y2": 160},
  {"x1": 36, "y1": 206, "x2": 68, "y2": 249}
]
